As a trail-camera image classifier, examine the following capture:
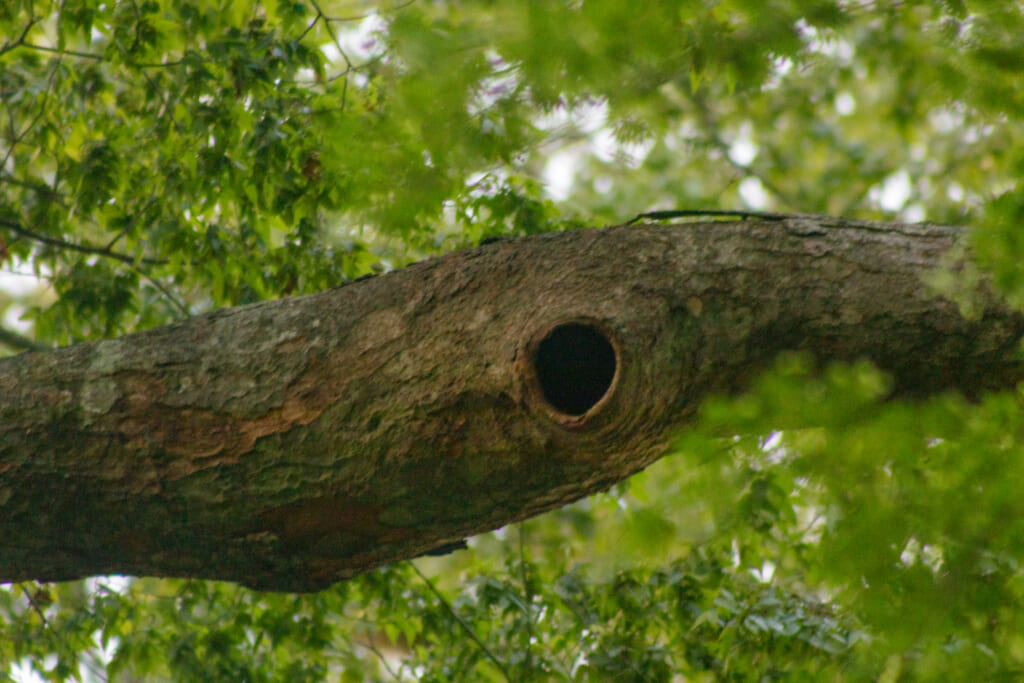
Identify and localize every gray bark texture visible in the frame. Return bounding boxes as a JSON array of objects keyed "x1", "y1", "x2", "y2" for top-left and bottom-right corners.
[{"x1": 1, "y1": 215, "x2": 1022, "y2": 591}]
